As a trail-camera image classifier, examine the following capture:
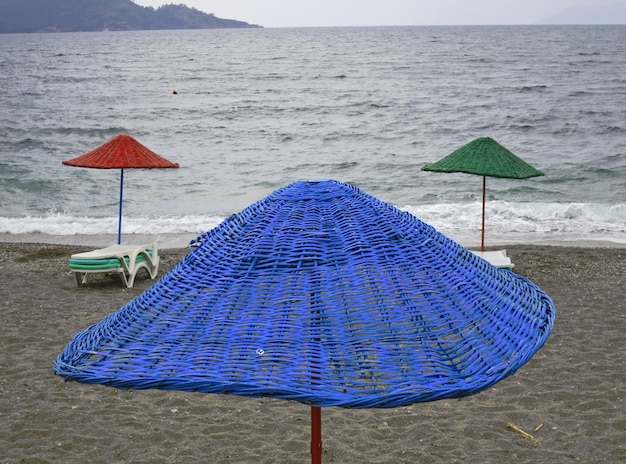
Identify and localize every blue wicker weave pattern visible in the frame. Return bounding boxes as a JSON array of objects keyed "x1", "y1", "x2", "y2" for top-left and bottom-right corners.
[{"x1": 55, "y1": 180, "x2": 555, "y2": 408}]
